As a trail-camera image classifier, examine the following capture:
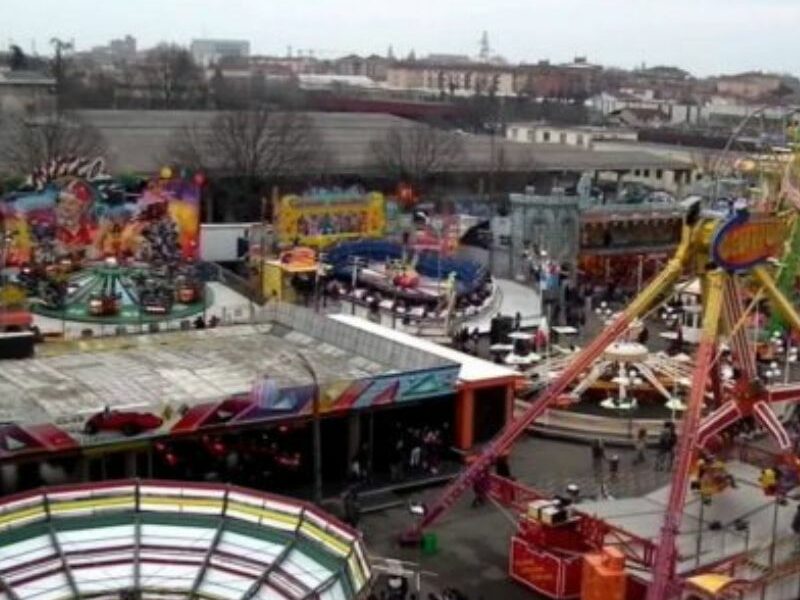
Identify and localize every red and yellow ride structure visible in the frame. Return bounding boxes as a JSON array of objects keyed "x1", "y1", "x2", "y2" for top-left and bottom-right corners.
[{"x1": 402, "y1": 186, "x2": 800, "y2": 599}]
